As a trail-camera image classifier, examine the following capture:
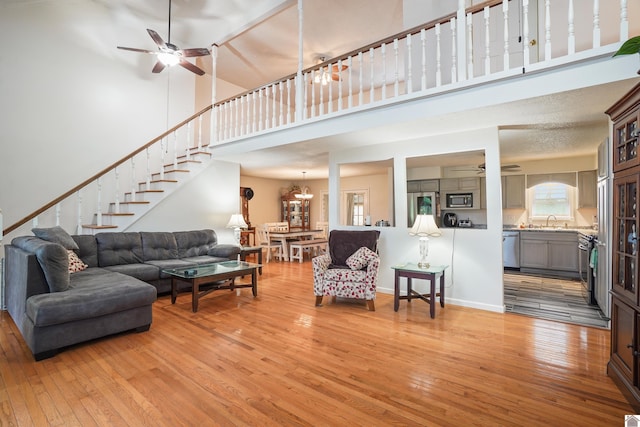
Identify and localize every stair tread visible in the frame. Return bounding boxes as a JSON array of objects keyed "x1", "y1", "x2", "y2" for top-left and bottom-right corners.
[
  {"x1": 125, "y1": 189, "x2": 164, "y2": 194},
  {"x1": 141, "y1": 179, "x2": 178, "y2": 184},
  {"x1": 83, "y1": 224, "x2": 119, "y2": 229},
  {"x1": 101, "y1": 212, "x2": 135, "y2": 216},
  {"x1": 110, "y1": 201, "x2": 150, "y2": 205}
]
